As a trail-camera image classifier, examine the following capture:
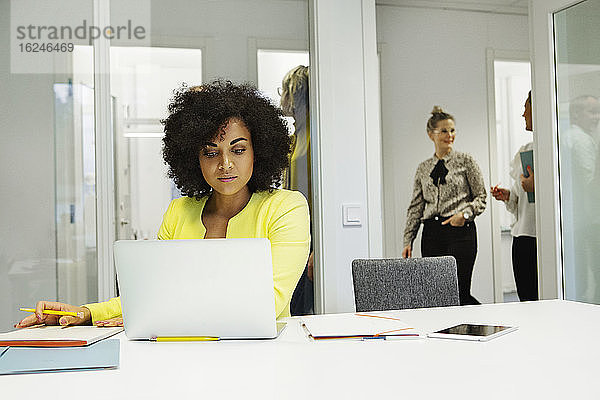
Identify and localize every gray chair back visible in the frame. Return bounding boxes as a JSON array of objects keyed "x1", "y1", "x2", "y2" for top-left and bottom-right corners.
[{"x1": 352, "y1": 256, "x2": 459, "y2": 312}]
